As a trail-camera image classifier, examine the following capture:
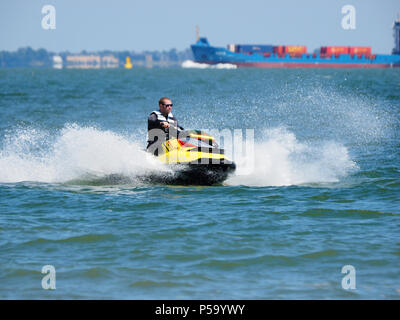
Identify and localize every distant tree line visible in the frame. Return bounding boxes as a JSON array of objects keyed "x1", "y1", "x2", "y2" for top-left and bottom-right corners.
[
  {"x1": 0, "y1": 47, "x2": 194, "y2": 68},
  {"x1": 0, "y1": 47, "x2": 54, "y2": 68}
]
